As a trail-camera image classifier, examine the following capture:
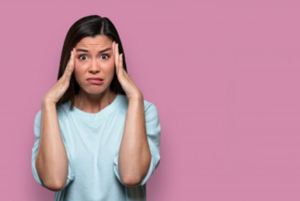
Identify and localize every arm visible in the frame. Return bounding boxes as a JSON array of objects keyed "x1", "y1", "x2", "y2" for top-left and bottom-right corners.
[
  {"x1": 118, "y1": 95, "x2": 151, "y2": 186},
  {"x1": 34, "y1": 100, "x2": 69, "y2": 191}
]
